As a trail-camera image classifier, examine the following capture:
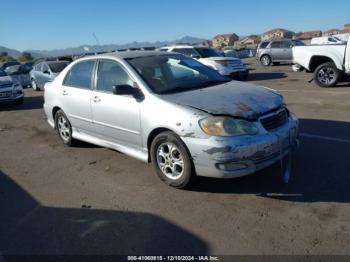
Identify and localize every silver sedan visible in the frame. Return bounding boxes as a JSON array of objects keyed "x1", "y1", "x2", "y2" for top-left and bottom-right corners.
[{"x1": 44, "y1": 51, "x2": 299, "y2": 188}]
